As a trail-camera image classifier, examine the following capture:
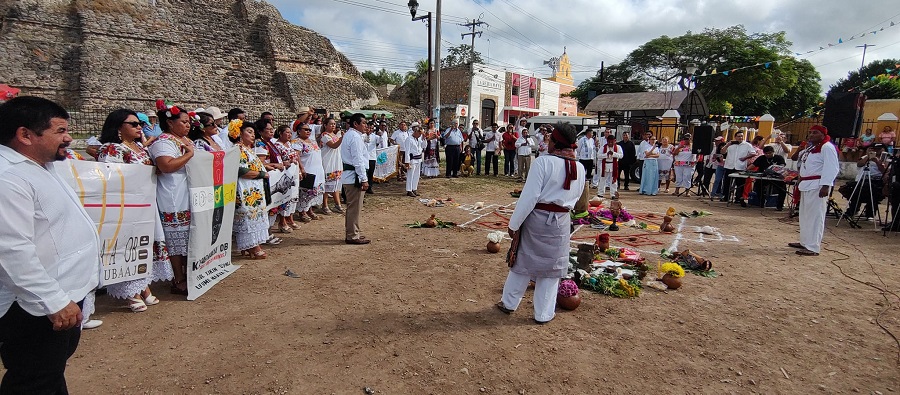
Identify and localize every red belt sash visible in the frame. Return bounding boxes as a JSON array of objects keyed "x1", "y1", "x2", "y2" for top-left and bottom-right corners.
[
  {"x1": 798, "y1": 175, "x2": 821, "y2": 181},
  {"x1": 535, "y1": 203, "x2": 569, "y2": 213}
]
